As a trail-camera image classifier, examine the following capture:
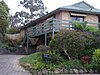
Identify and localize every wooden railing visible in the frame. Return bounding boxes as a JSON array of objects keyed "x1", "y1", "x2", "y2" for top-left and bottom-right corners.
[{"x1": 27, "y1": 18, "x2": 100, "y2": 37}]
